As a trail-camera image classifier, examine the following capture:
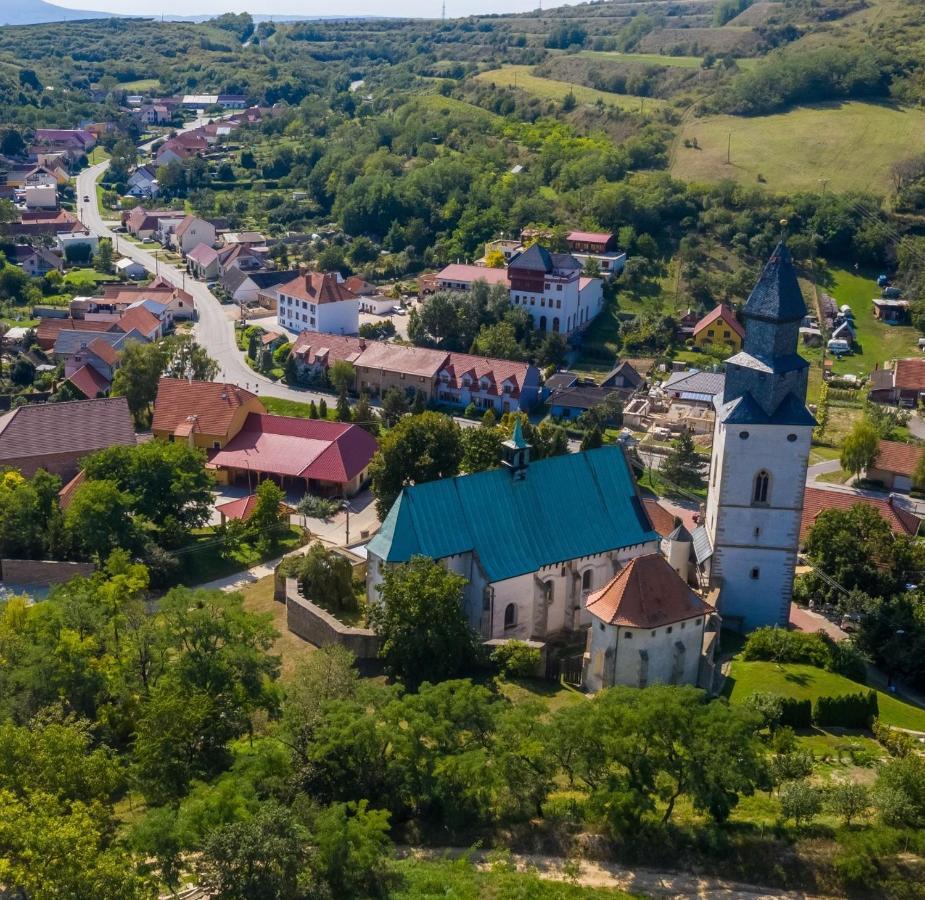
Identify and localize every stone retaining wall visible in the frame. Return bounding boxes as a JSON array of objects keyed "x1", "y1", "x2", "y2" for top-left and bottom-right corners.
[{"x1": 284, "y1": 578, "x2": 379, "y2": 660}]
